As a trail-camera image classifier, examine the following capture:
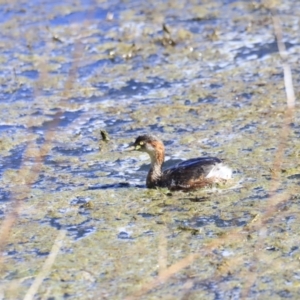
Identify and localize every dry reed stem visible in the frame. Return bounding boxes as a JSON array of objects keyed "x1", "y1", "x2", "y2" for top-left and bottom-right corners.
[
  {"x1": 125, "y1": 229, "x2": 244, "y2": 298},
  {"x1": 241, "y1": 11, "x2": 296, "y2": 299},
  {"x1": 0, "y1": 28, "x2": 83, "y2": 272},
  {"x1": 261, "y1": 9, "x2": 295, "y2": 245},
  {"x1": 158, "y1": 229, "x2": 168, "y2": 276},
  {"x1": 23, "y1": 230, "x2": 67, "y2": 300},
  {"x1": 125, "y1": 253, "x2": 200, "y2": 300},
  {"x1": 126, "y1": 10, "x2": 297, "y2": 300}
]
